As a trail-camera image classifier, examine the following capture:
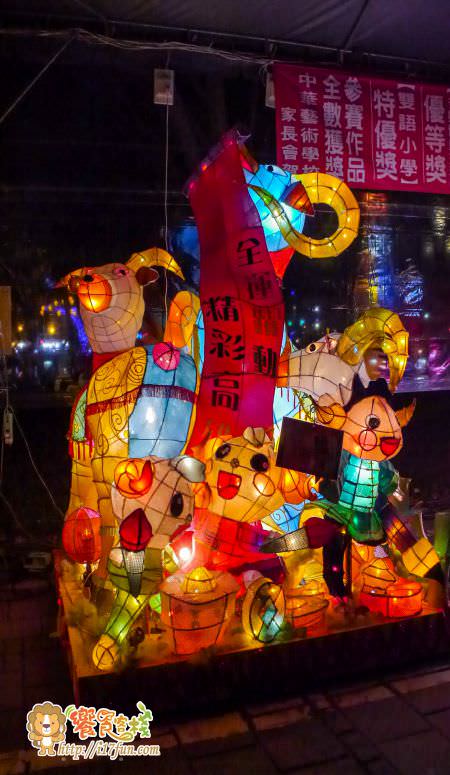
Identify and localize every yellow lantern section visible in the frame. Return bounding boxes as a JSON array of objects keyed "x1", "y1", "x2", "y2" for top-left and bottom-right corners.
[
  {"x1": 292, "y1": 172, "x2": 360, "y2": 258},
  {"x1": 182, "y1": 566, "x2": 217, "y2": 594}
]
